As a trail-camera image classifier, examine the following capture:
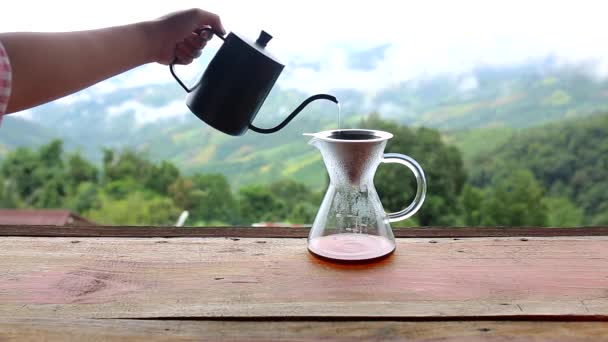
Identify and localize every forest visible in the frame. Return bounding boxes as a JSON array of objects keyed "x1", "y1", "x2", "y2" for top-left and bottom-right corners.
[{"x1": 0, "y1": 114, "x2": 606, "y2": 227}]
